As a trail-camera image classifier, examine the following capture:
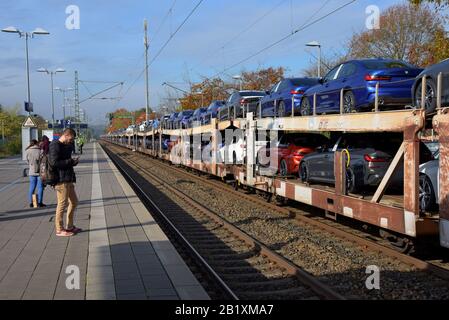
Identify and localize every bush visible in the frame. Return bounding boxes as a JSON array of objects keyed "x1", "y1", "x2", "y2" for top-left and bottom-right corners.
[{"x1": 0, "y1": 136, "x2": 21, "y2": 157}]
